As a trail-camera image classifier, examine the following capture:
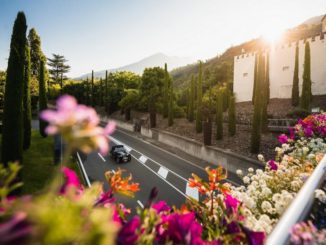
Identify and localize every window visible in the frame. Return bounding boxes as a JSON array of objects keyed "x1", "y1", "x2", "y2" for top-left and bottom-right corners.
[
  {"x1": 282, "y1": 66, "x2": 289, "y2": 71},
  {"x1": 243, "y1": 73, "x2": 248, "y2": 77}
]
